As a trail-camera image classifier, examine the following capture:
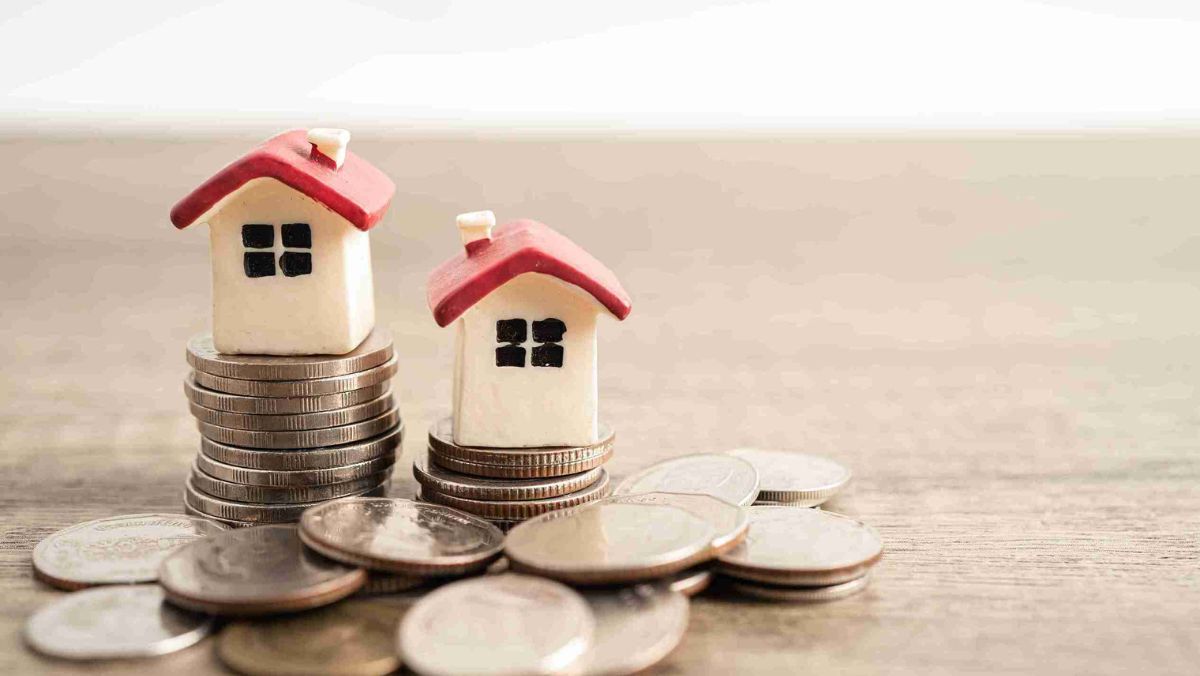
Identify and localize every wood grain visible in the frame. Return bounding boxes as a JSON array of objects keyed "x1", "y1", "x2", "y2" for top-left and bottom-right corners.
[{"x1": 1, "y1": 133, "x2": 1198, "y2": 674}]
